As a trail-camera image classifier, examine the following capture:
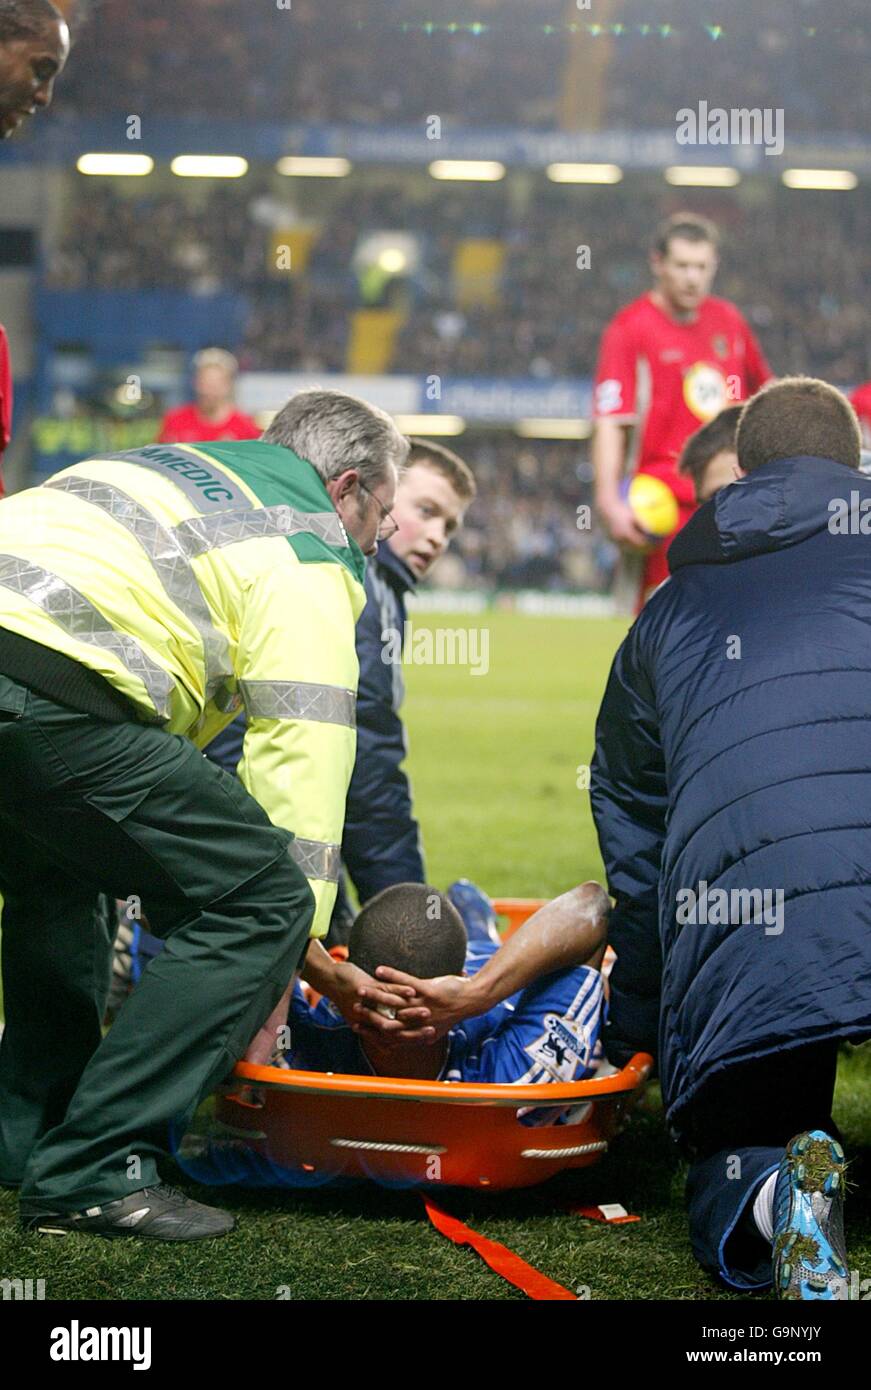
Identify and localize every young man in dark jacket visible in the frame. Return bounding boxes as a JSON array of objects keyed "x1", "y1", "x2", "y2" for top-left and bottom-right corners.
[
  {"x1": 676, "y1": 404, "x2": 742, "y2": 505},
  {"x1": 199, "y1": 438, "x2": 474, "y2": 933},
  {"x1": 336, "y1": 439, "x2": 474, "y2": 918},
  {"x1": 591, "y1": 377, "x2": 871, "y2": 1300}
]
